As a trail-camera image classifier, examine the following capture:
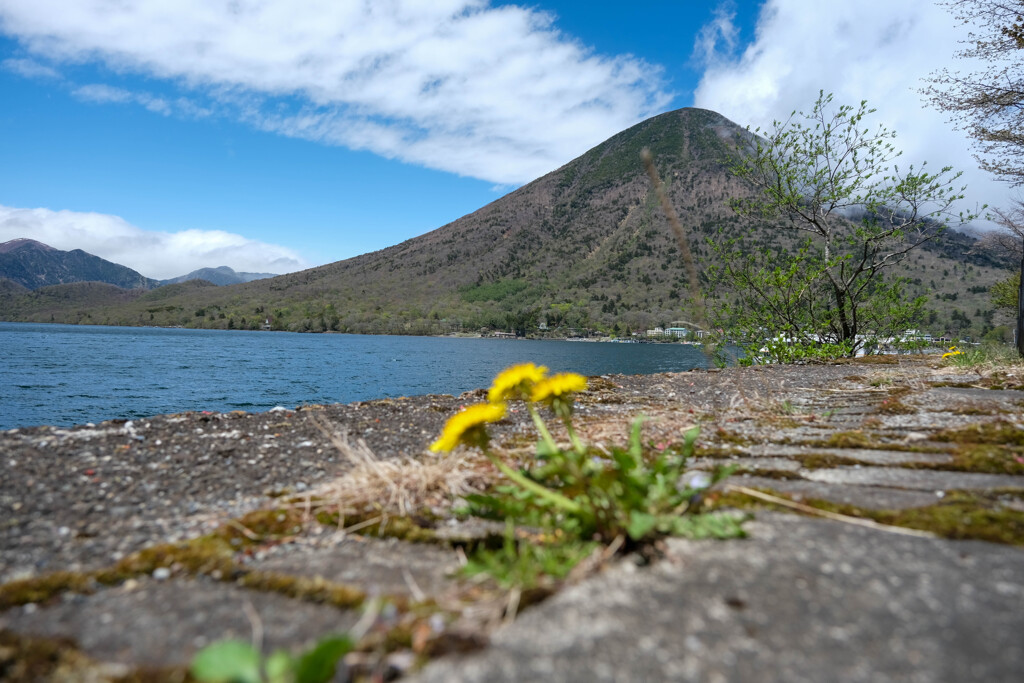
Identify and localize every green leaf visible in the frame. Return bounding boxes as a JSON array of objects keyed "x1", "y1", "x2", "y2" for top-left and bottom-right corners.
[
  {"x1": 670, "y1": 513, "x2": 748, "y2": 540},
  {"x1": 190, "y1": 640, "x2": 262, "y2": 683},
  {"x1": 681, "y1": 426, "x2": 700, "y2": 458},
  {"x1": 627, "y1": 511, "x2": 658, "y2": 540},
  {"x1": 294, "y1": 635, "x2": 353, "y2": 683},
  {"x1": 612, "y1": 446, "x2": 637, "y2": 474},
  {"x1": 535, "y1": 438, "x2": 559, "y2": 458},
  {"x1": 265, "y1": 651, "x2": 294, "y2": 683},
  {"x1": 628, "y1": 416, "x2": 648, "y2": 461}
]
